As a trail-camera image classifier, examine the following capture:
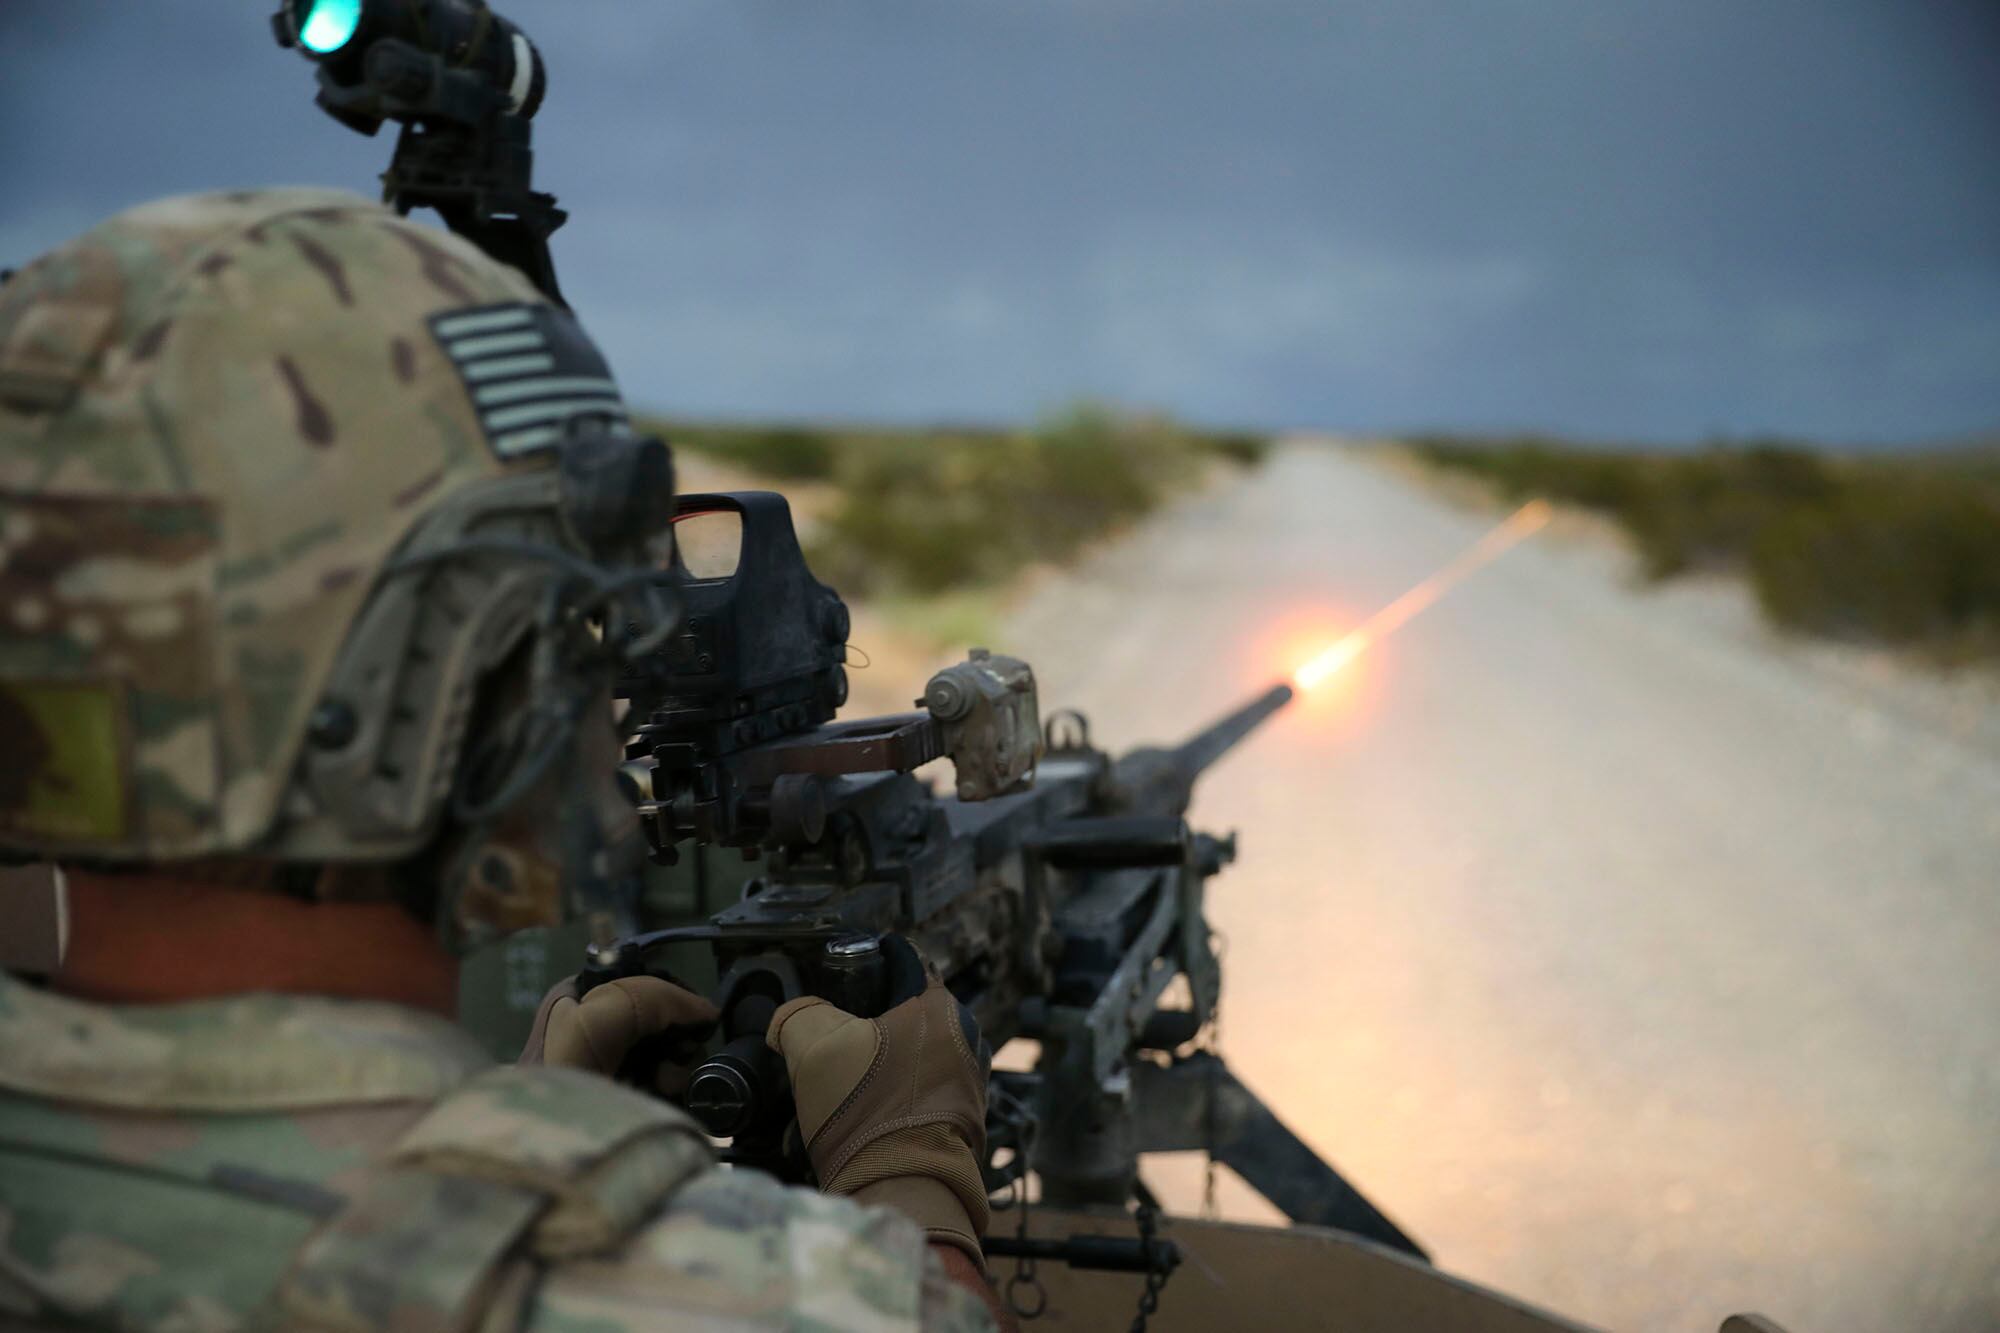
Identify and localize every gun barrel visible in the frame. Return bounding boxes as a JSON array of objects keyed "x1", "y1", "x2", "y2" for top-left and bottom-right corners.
[
  {"x1": 1107, "y1": 681, "x2": 1295, "y2": 817},
  {"x1": 1170, "y1": 681, "x2": 1294, "y2": 776}
]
